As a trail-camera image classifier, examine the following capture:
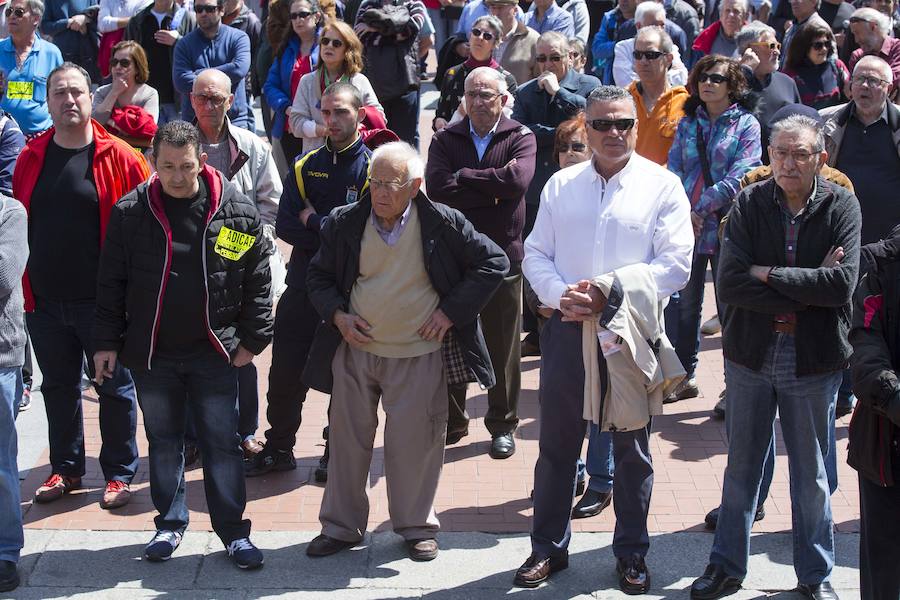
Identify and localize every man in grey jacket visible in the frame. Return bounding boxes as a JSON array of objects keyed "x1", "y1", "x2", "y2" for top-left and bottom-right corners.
[{"x1": 0, "y1": 194, "x2": 28, "y2": 593}]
